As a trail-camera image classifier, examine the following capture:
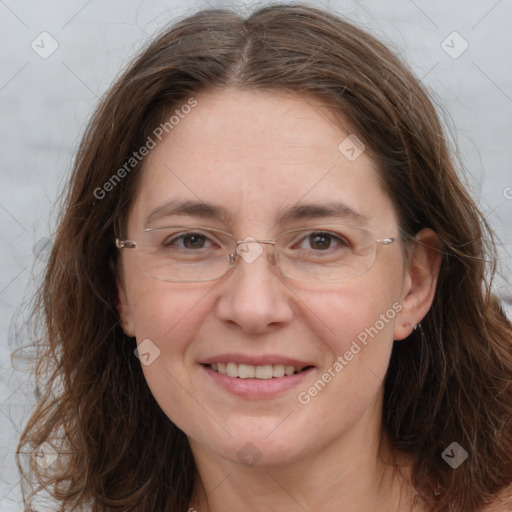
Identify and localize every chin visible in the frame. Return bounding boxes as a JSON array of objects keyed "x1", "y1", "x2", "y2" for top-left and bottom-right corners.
[{"x1": 200, "y1": 431, "x2": 308, "y2": 468}]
